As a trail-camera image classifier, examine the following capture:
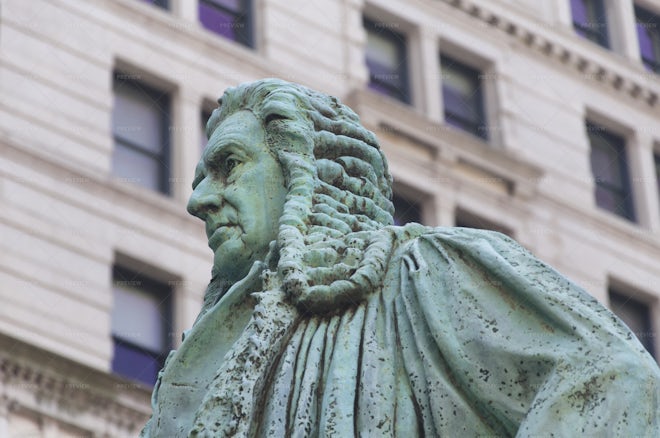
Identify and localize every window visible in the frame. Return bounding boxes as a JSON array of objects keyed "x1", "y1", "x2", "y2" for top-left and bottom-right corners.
[
  {"x1": 112, "y1": 72, "x2": 170, "y2": 194},
  {"x1": 635, "y1": 5, "x2": 660, "y2": 73},
  {"x1": 201, "y1": 109, "x2": 213, "y2": 152},
  {"x1": 440, "y1": 55, "x2": 487, "y2": 140},
  {"x1": 609, "y1": 289, "x2": 655, "y2": 359},
  {"x1": 587, "y1": 122, "x2": 635, "y2": 221},
  {"x1": 655, "y1": 153, "x2": 660, "y2": 203},
  {"x1": 199, "y1": 0, "x2": 252, "y2": 47},
  {"x1": 364, "y1": 17, "x2": 409, "y2": 103},
  {"x1": 138, "y1": 0, "x2": 168, "y2": 9},
  {"x1": 570, "y1": 0, "x2": 609, "y2": 48},
  {"x1": 111, "y1": 266, "x2": 172, "y2": 386},
  {"x1": 393, "y1": 193, "x2": 422, "y2": 225},
  {"x1": 455, "y1": 208, "x2": 512, "y2": 236}
]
